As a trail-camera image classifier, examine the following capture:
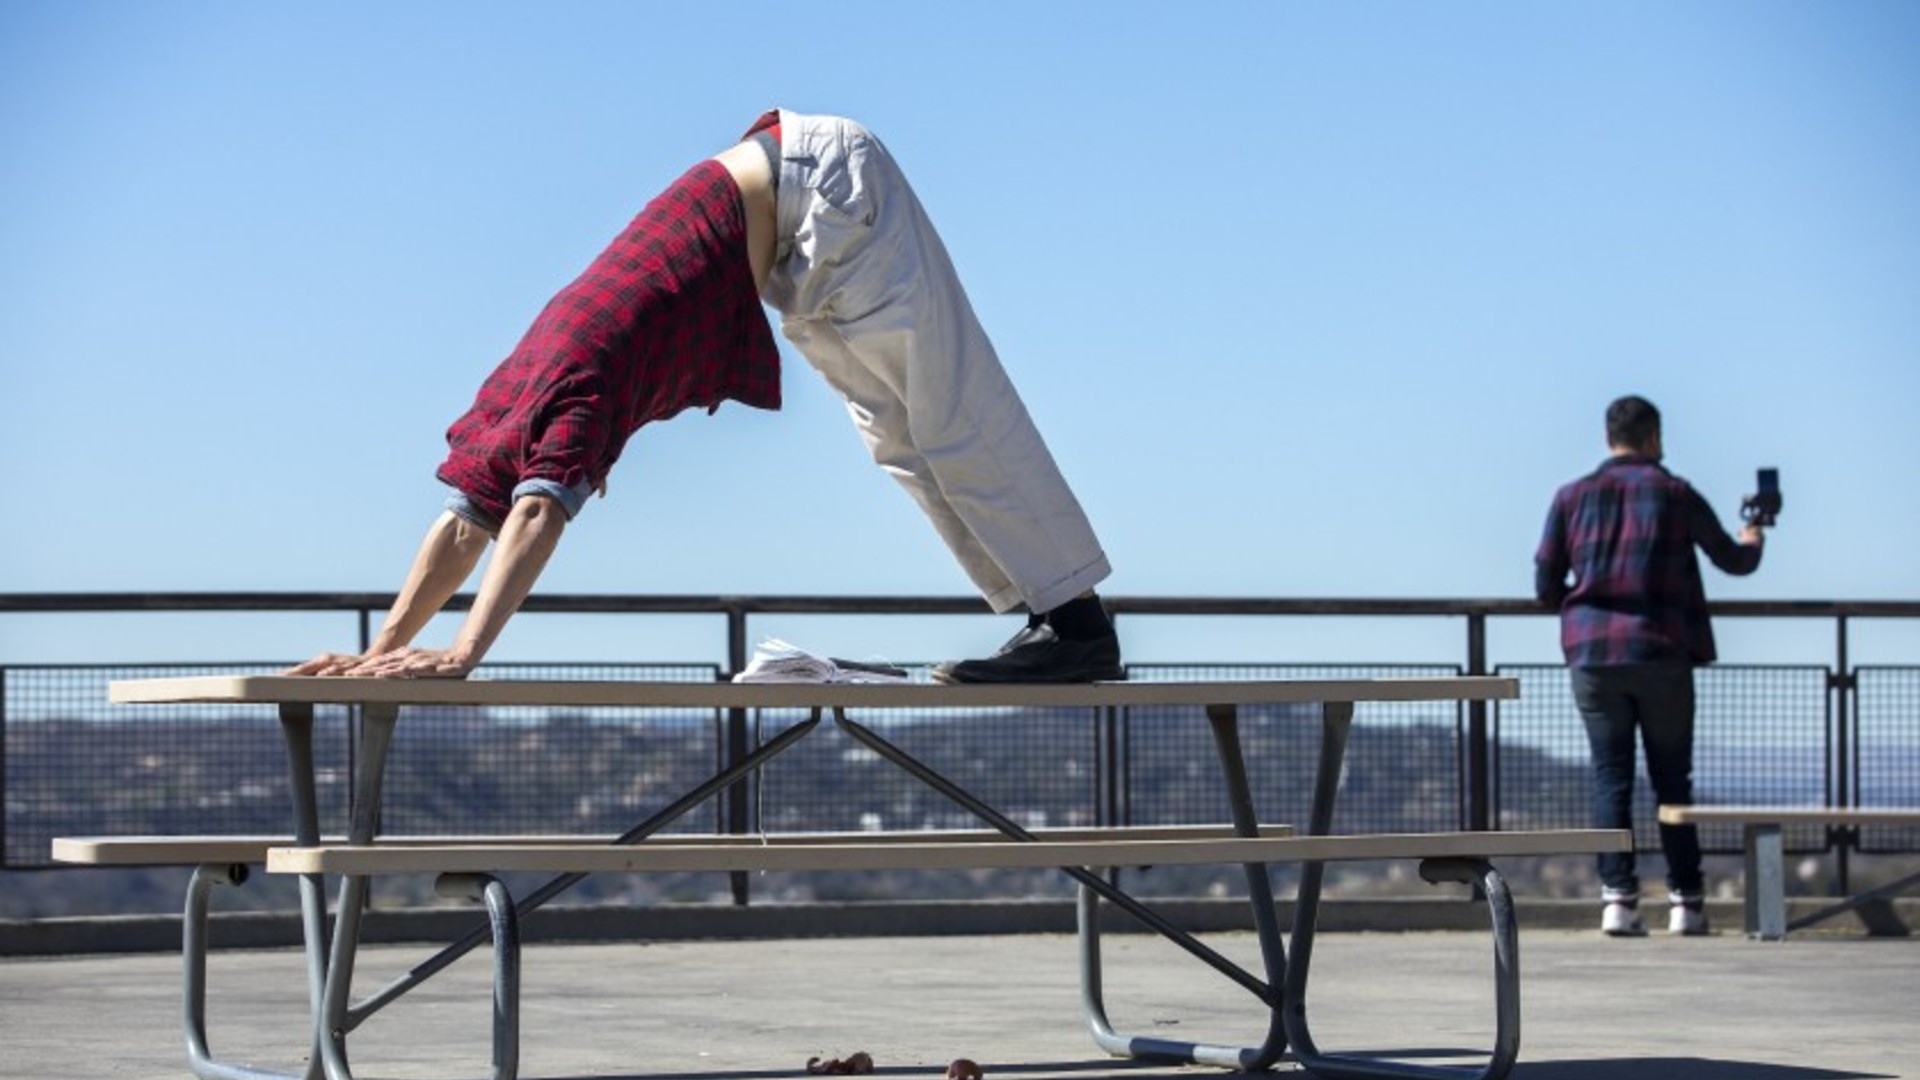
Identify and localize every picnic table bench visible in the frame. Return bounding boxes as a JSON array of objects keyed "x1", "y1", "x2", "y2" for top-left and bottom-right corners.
[
  {"x1": 1658, "y1": 804, "x2": 1920, "y2": 939},
  {"x1": 58, "y1": 674, "x2": 1627, "y2": 1080}
]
